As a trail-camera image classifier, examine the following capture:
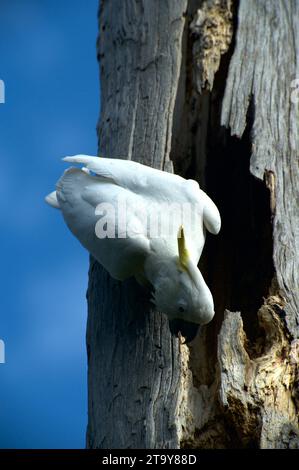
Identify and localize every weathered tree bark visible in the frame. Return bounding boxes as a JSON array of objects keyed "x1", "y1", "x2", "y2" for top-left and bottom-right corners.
[{"x1": 86, "y1": 0, "x2": 299, "y2": 448}]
